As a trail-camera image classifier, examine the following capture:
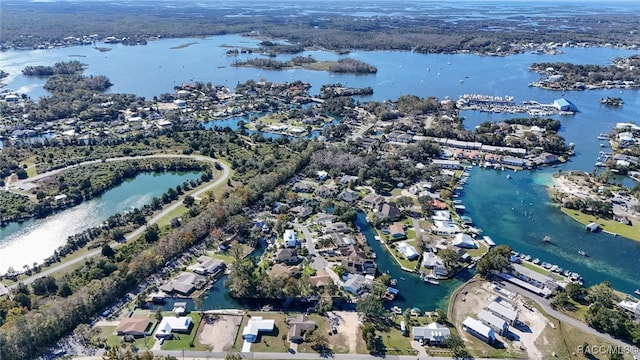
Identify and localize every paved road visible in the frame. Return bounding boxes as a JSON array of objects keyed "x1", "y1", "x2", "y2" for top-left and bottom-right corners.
[
  {"x1": 10, "y1": 154, "x2": 230, "y2": 287},
  {"x1": 293, "y1": 222, "x2": 327, "y2": 271},
  {"x1": 75, "y1": 350, "x2": 509, "y2": 360}
]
